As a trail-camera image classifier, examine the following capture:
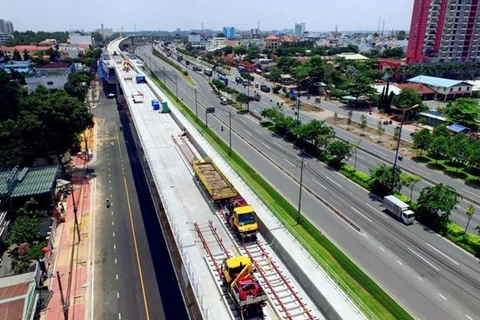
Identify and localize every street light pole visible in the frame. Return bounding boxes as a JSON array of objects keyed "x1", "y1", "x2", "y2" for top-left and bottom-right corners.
[
  {"x1": 391, "y1": 104, "x2": 419, "y2": 189},
  {"x1": 195, "y1": 88, "x2": 198, "y2": 121},
  {"x1": 175, "y1": 75, "x2": 178, "y2": 100},
  {"x1": 56, "y1": 271, "x2": 68, "y2": 320},
  {"x1": 229, "y1": 111, "x2": 232, "y2": 155},
  {"x1": 247, "y1": 83, "x2": 250, "y2": 111},
  {"x1": 297, "y1": 155, "x2": 307, "y2": 225}
]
